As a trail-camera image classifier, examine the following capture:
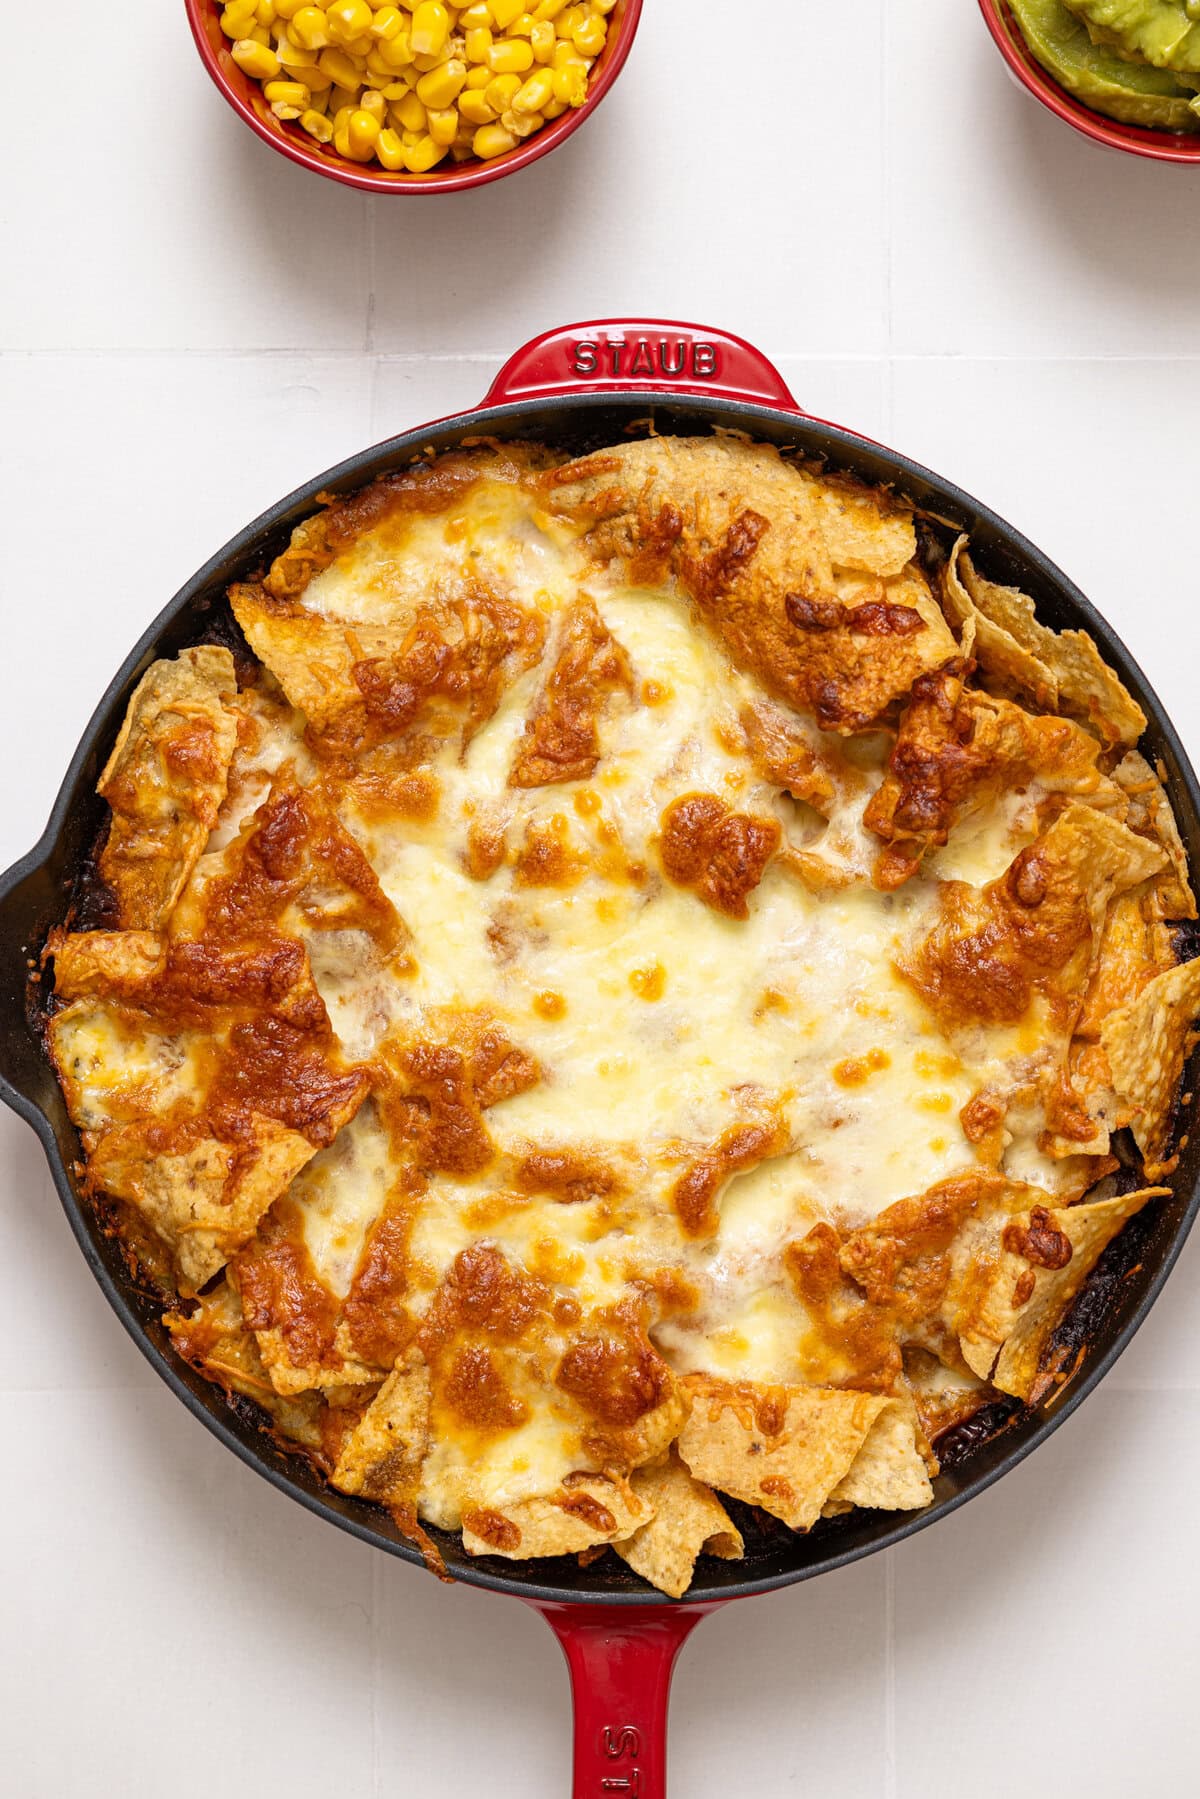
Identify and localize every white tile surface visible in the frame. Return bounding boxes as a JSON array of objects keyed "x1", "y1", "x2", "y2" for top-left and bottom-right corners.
[{"x1": 2, "y1": 0, "x2": 1199, "y2": 1793}]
